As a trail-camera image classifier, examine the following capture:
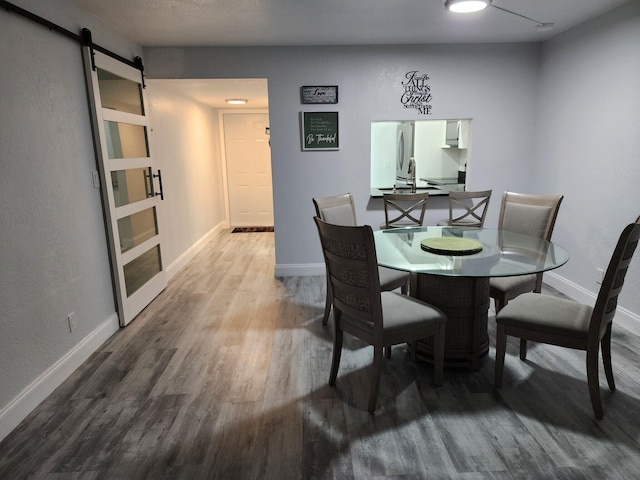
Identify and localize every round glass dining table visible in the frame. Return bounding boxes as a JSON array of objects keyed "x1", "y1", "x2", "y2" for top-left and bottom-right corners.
[{"x1": 374, "y1": 226, "x2": 569, "y2": 370}]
